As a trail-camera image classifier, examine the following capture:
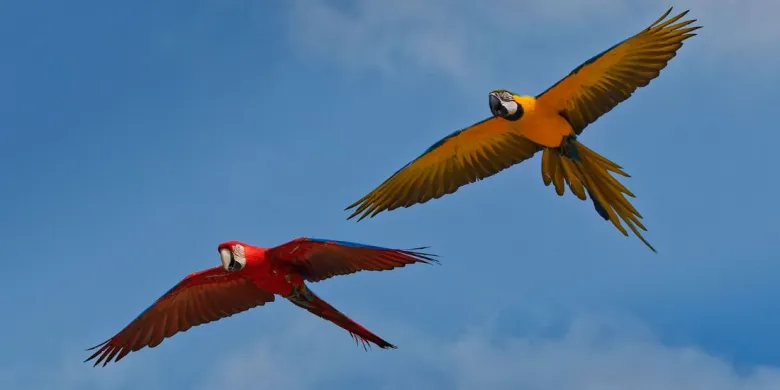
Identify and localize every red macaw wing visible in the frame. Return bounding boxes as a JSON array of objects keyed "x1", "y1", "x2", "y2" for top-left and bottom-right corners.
[
  {"x1": 266, "y1": 237, "x2": 438, "y2": 283},
  {"x1": 85, "y1": 267, "x2": 275, "y2": 366},
  {"x1": 536, "y1": 8, "x2": 700, "y2": 134}
]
